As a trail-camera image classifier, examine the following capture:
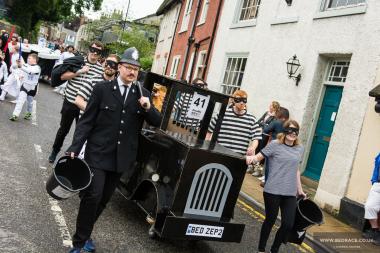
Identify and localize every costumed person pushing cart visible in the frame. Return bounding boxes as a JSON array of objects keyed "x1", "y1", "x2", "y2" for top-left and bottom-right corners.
[{"x1": 66, "y1": 47, "x2": 161, "y2": 253}]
